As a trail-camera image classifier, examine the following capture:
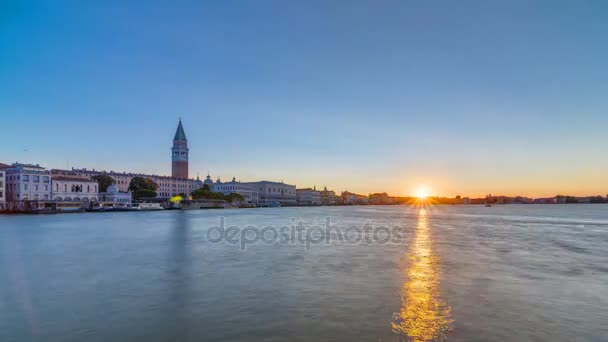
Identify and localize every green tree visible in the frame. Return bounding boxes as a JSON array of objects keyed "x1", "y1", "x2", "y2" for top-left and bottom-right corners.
[
  {"x1": 225, "y1": 193, "x2": 245, "y2": 203},
  {"x1": 129, "y1": 176, "x2": 158, "y2": 199},
  {"x1": 91, "y1": 174, "x2": 115, "y2": 193},
  {"x1": 191, "y1": 188, "x2": 224, "y2": 200}
]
